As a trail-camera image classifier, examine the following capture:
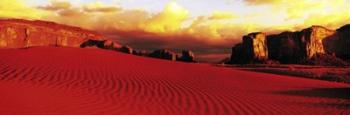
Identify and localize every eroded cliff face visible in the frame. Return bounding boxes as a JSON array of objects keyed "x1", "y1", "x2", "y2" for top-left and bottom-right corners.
[
  {"x1": 230, "y1": 32, "x2": 268, "y2": 64},
  {"x1": 243, "y1": 32, "x2": 268, "y2": 62},
  {"x1": 230, "y1": 25, "x2": 345, "y2": 65},
  {"x1": 0, "y1": 19, "x2": 109, "y2": 48},
  {"x1": 0, "y1": 19, "x2": 199, "y2": 63},
  {"x1": 301, "y1": 26, "x2": 337, "y2": 59}
]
